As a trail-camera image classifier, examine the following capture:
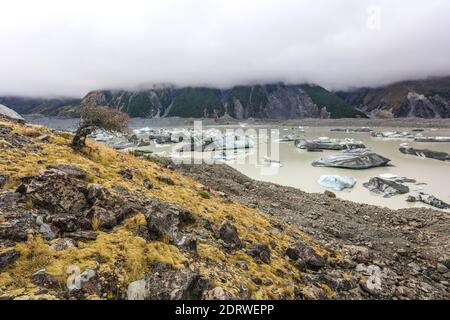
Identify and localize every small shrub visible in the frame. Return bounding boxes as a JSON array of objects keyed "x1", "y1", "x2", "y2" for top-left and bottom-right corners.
[{"x1": 197, "y1": 190, "x2": 211, "y2": 199}]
